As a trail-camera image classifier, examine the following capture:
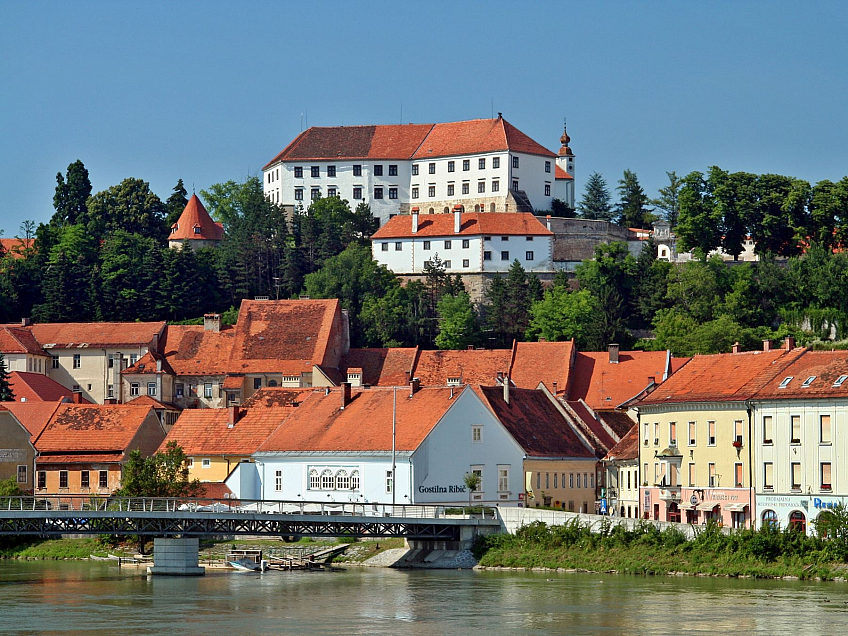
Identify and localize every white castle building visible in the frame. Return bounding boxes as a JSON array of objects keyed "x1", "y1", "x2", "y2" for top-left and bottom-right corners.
[{"x1": 262, "y1": 115, "x2": 575, "y2": 222}]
